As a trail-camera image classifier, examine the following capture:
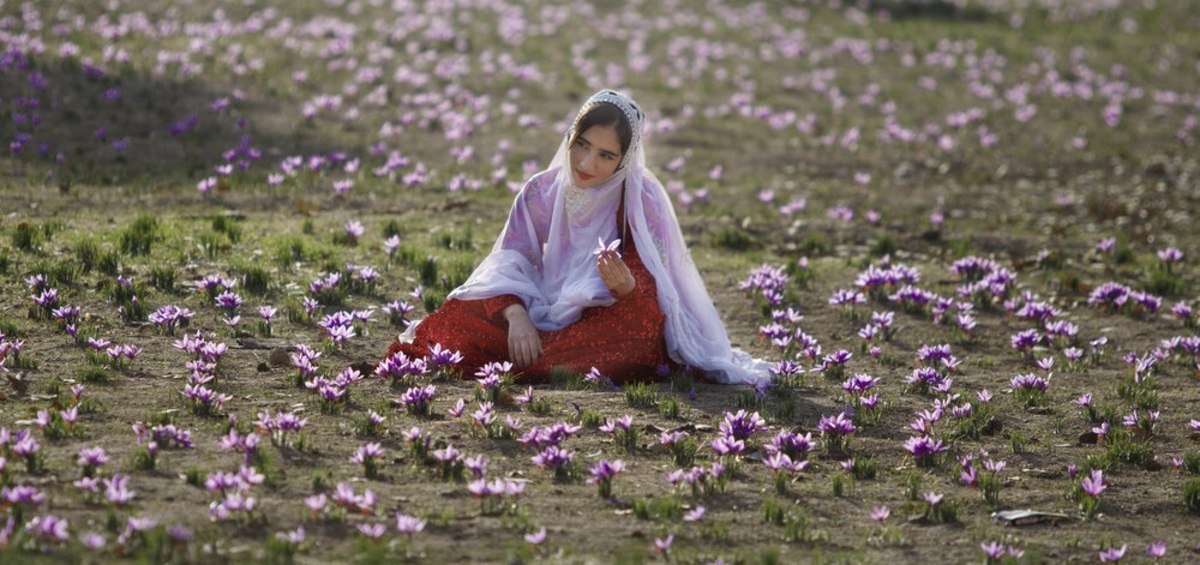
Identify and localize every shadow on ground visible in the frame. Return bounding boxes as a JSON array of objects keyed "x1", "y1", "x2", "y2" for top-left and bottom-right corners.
[{"x1": 1, "y1": 50, "x2": 359, "y2": 191}]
